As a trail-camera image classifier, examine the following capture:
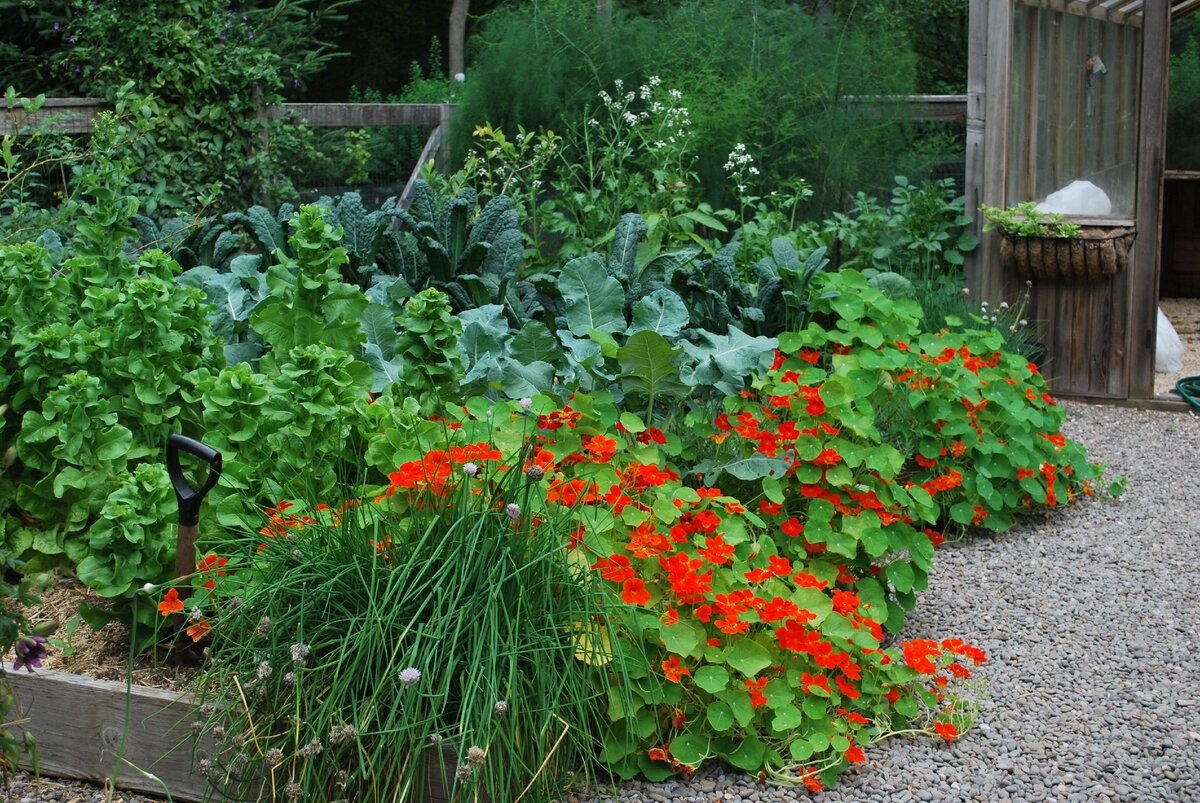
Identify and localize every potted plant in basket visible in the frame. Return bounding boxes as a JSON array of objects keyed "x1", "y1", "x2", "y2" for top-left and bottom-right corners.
[{"x1": 980, "y1": 202, "x2": 1135, "y2": 281}]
